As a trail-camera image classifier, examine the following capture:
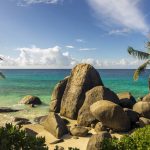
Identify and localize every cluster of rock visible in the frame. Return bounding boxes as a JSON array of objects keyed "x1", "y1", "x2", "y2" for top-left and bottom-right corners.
[{"x1": 37, "y1": 63, "x2": 150, "y2": 149}]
